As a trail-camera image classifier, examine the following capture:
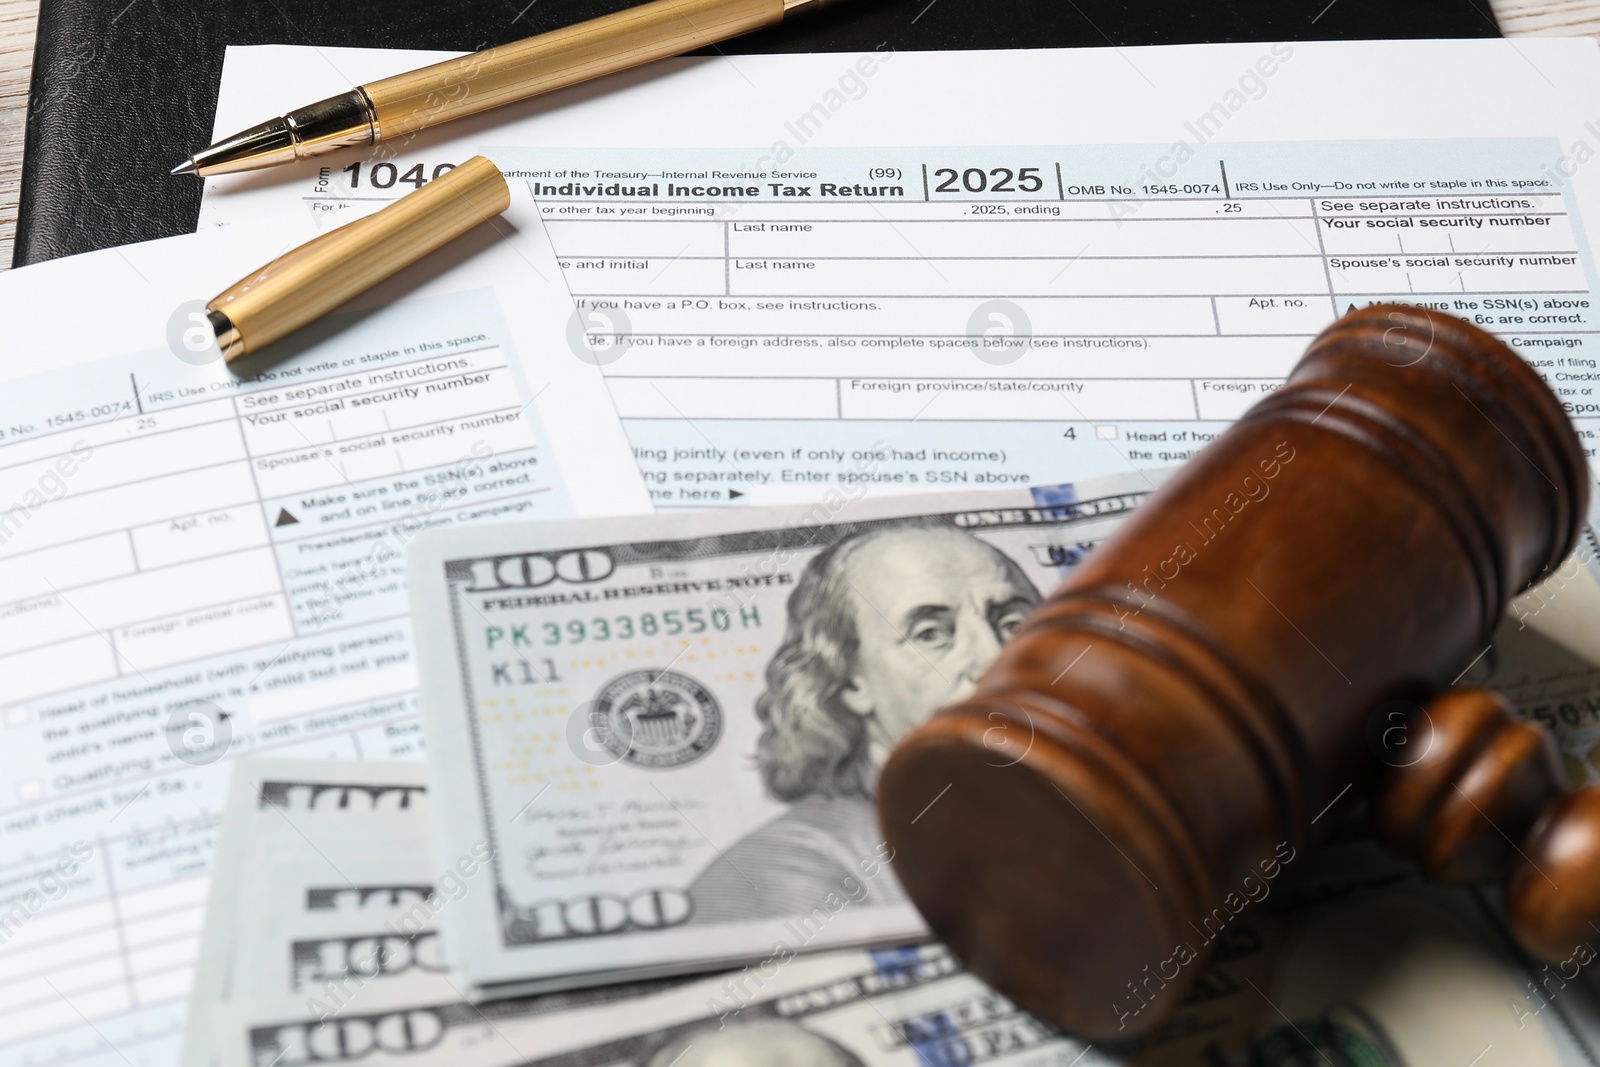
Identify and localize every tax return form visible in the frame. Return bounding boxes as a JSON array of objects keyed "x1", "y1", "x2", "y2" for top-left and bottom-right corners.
[
  {"x1": 201, "y1": 38, "x2": 1600, "y2": 505},
  {"x1": 0, "y1": 203, "x2": 647, "y2": 1065}
]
